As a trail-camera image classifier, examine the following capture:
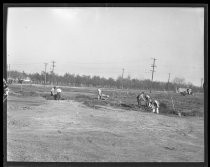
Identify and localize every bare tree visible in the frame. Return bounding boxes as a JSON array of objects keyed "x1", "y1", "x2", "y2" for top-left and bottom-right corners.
[{"x1": 173, "y1": 77, "x2": 186, "y2": 86}]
